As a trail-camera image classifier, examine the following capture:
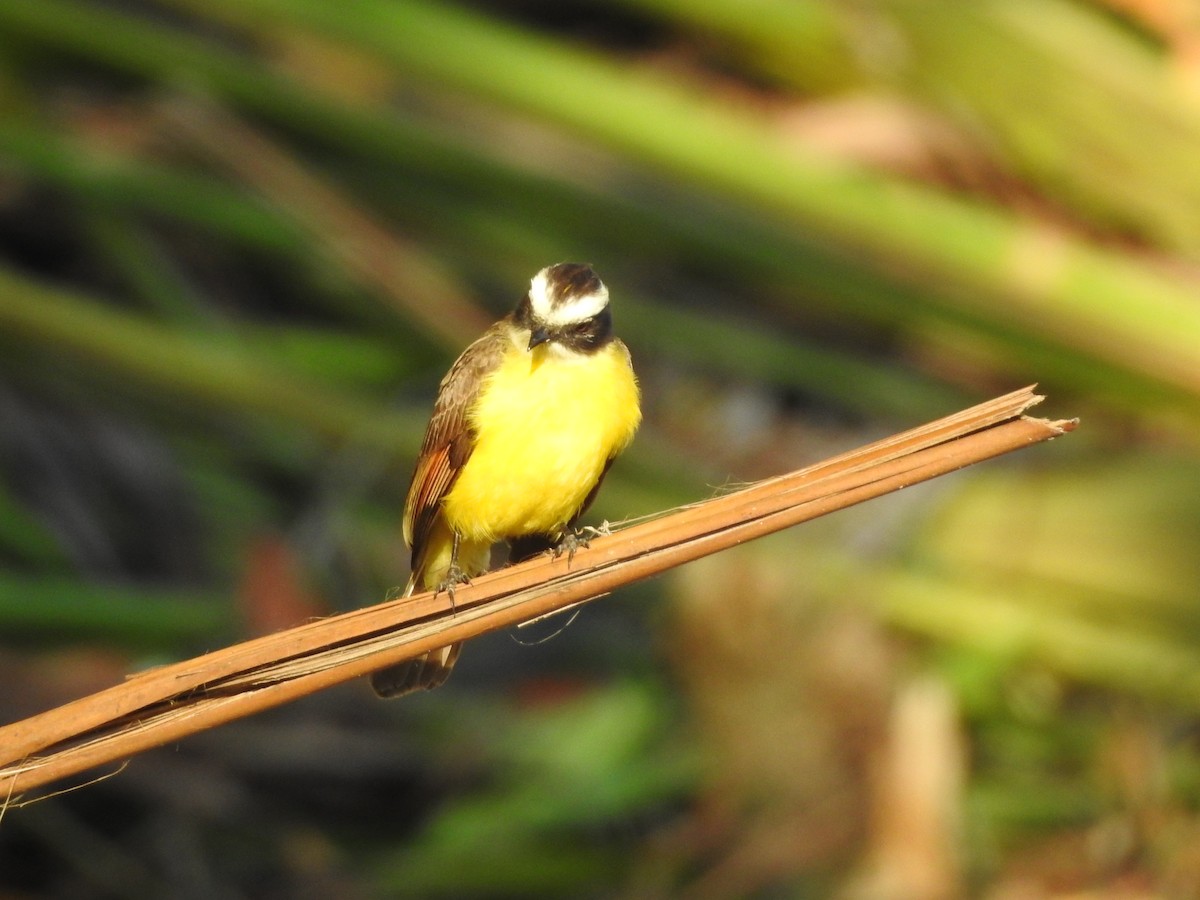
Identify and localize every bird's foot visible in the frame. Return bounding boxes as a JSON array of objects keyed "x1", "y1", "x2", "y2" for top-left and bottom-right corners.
[
  {"x1": 436, "y1": 563, "x2": 472, "y2": 611},
  {"x1": 553, "y1": 522, "x2": 610, "y2": 562}
]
